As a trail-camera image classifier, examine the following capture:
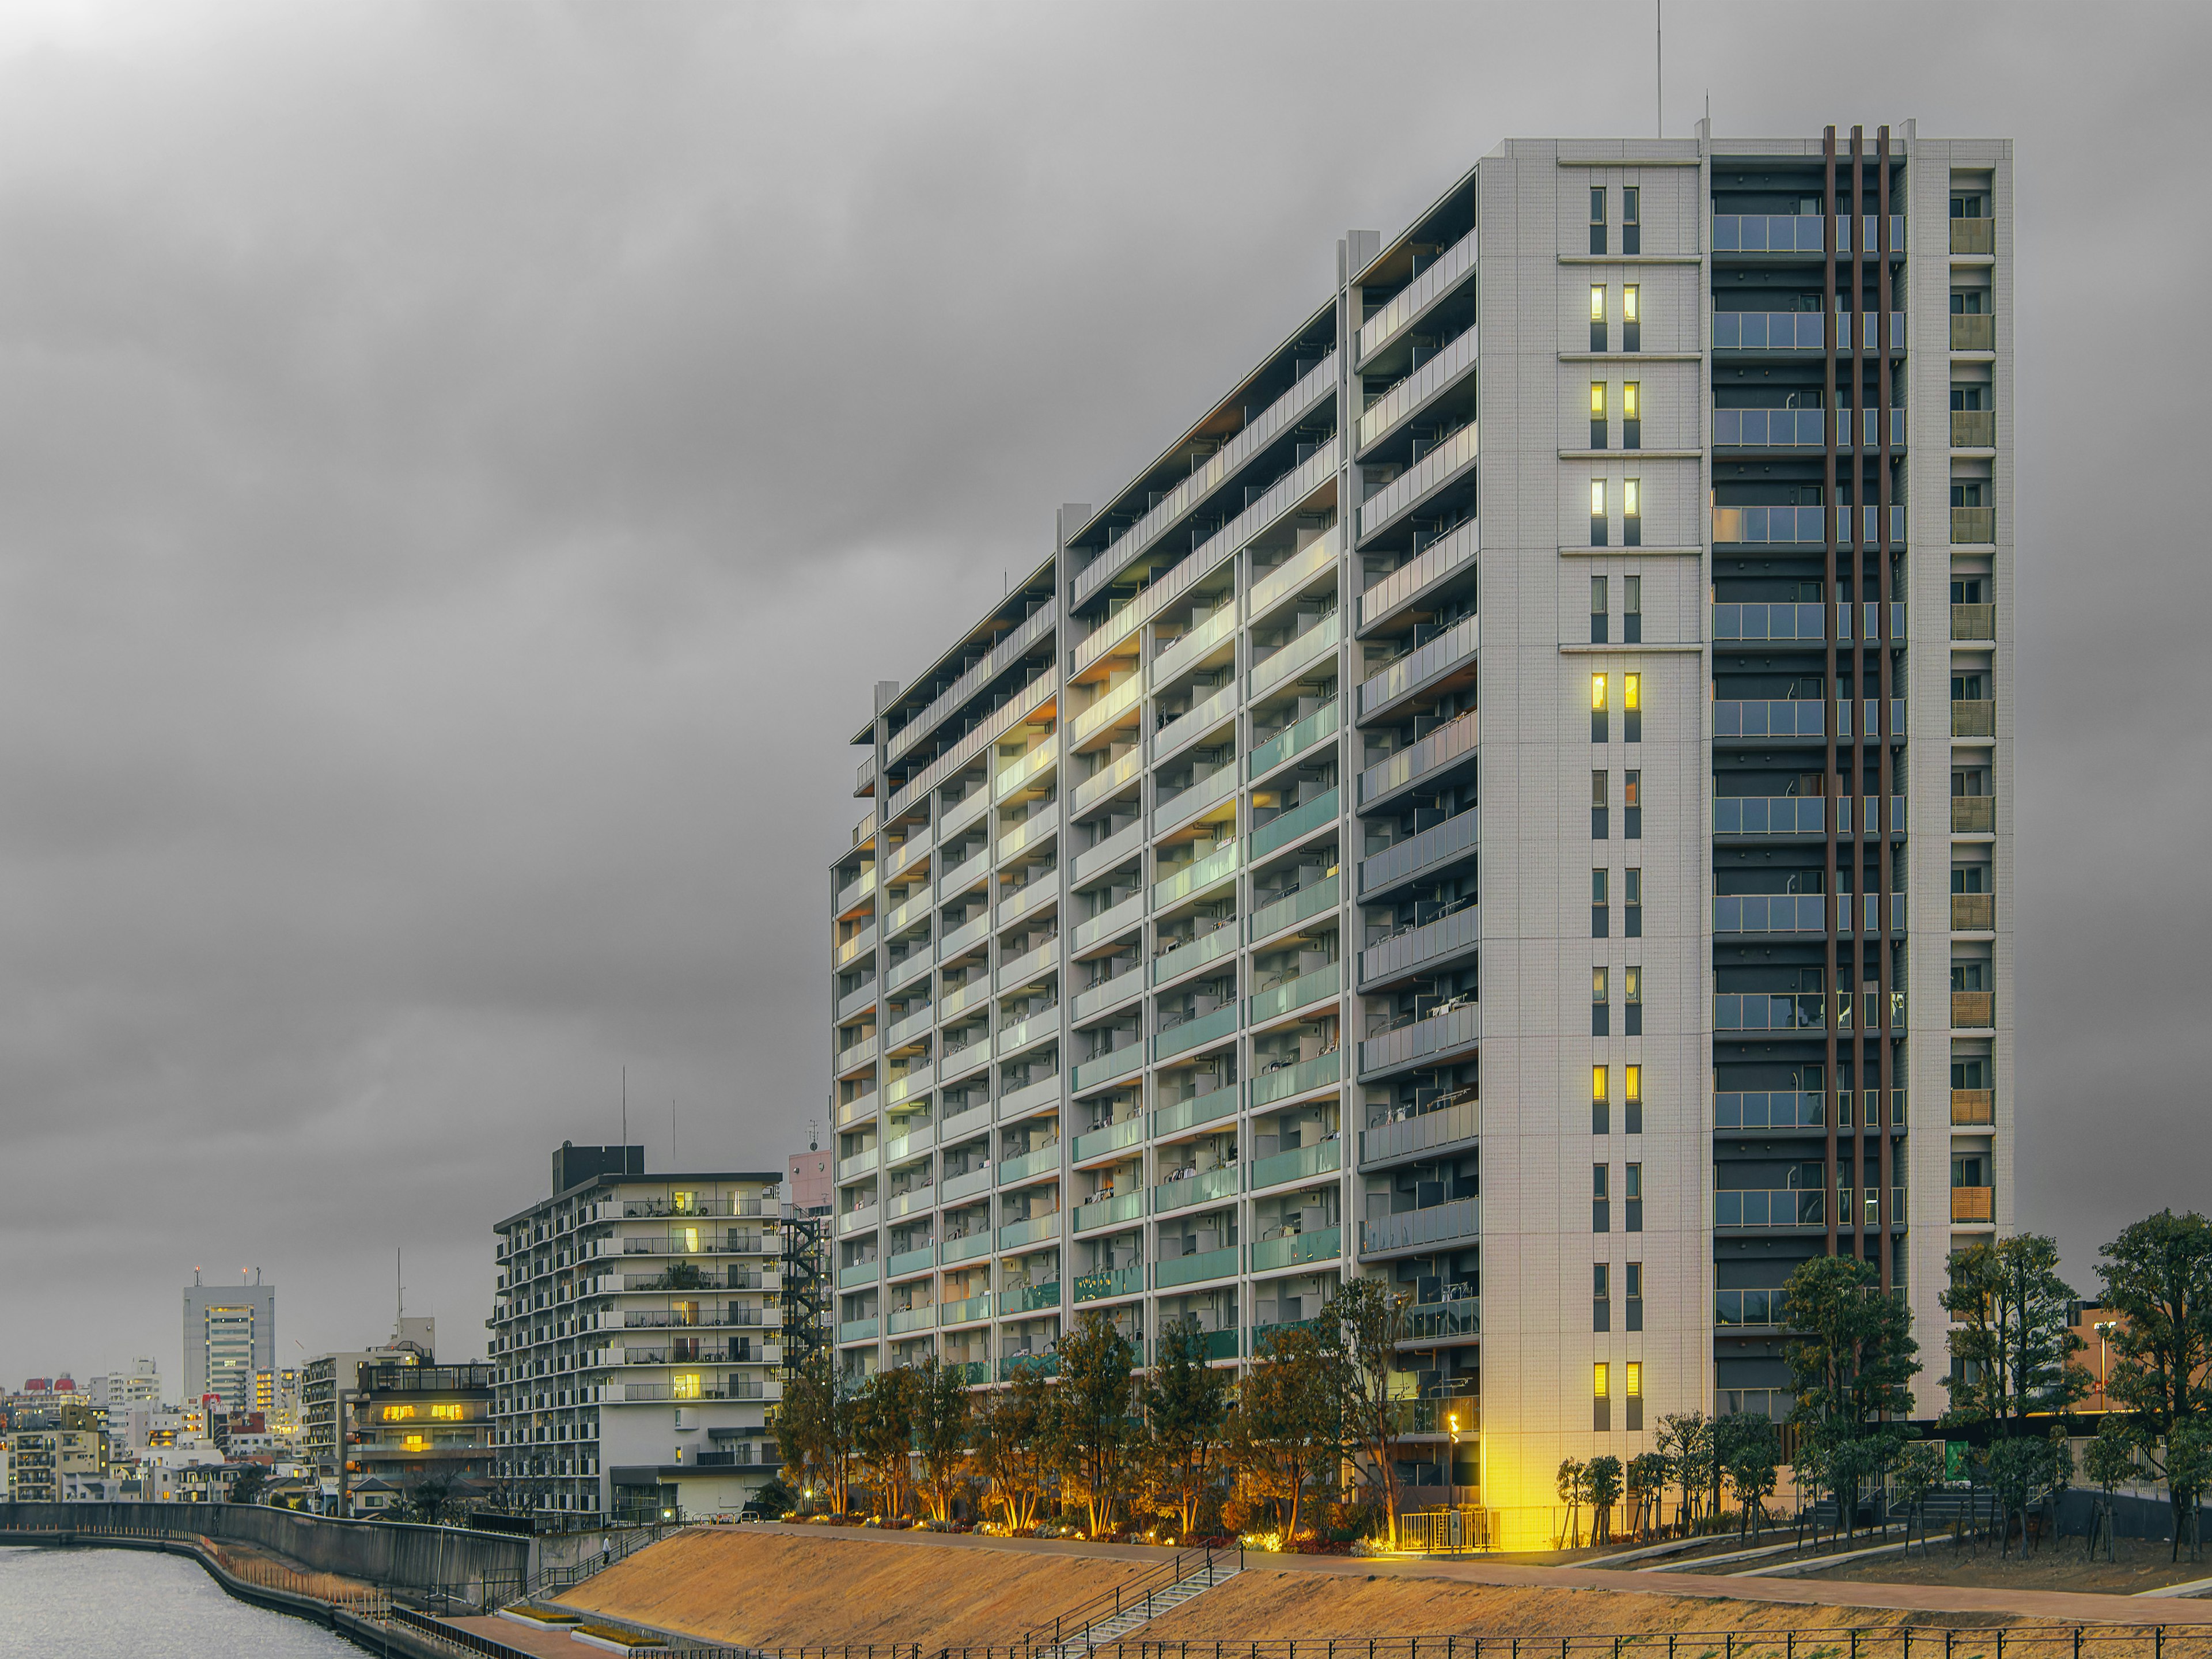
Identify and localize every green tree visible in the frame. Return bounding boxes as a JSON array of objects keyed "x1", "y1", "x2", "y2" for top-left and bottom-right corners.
[
  {"x1": 777, "y1": 1351, "x2": 859, "y2": 1514},
  {"x1": 2082, "y1": 1418, "x2": 2137, "y2": 1562},
  {"x1": 1554, "y1": 1457, "x2": 1586, "y2": 1547},
  {"x1": 1050, "y1": 1310, "x2": 1141, "y2": 1538},
  {"x1": 1891, "y1": 1441, "x2": 1944, "y2": 1556},
  {"x1": 1718, "y1": 1414, "x2": 1781, "y2": 1539},
  {"x1": 854, "y1": 1363, "x2": 921, "y2": 1520},
  {"x1": 1980, "y1": 1429, "x2": 2070, "y2": 1559},
  {"x1": 226, "y1": 1464, "x2": 268, "y2": 1507},
  {"x1": 968, "y1": 1368, "x2": 1051, "y2": 1532},
  {"x1": 1141, "y1": 1318, "x2": 1233, "y2": 1539},
  {"x1": 2097, "y1": 1210, "x2": 2212, "y2": 1548},
  {"x1": 1940, "y1": 1233, "x2": 2087, "y2": 1427},
  {"x1": 1585, "y1": 1455, "x2": 1624, "y2": 1546},
  {"x1": 2166, "y1": 1421, "x2": 2212, "y2": 1564},
  {"x1": 1624, "y1": 1452, "x2": 1668, "y2": 1541},
  {"x1": 911, "y1": 1355, "x2": 972, "y2": 1524},
  {"x1": 1654, "y1": 1411, "x2": 1710, "y2": 1532},
  {"x1": 1228, "y1": 1324, "x2": 1342, "y2": 1541},
  {"x1": 1783, "y1": 1254, "x2": 1919, "y2": 1538},
  {"x1": 1330, "y1": 1277, "x2": 1414, "y2": 1544}
]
